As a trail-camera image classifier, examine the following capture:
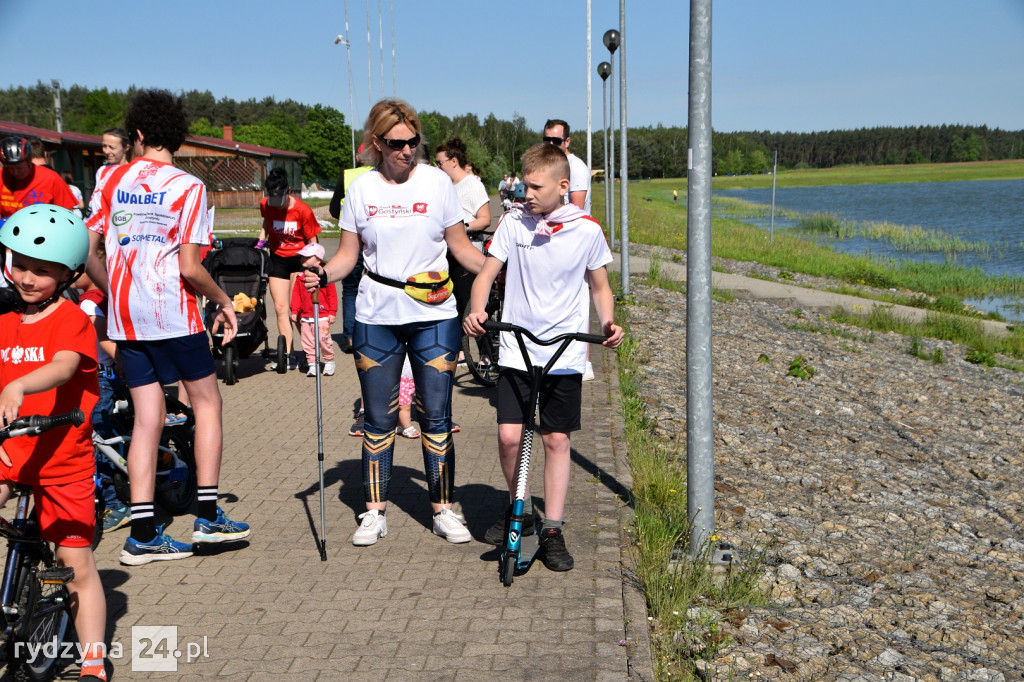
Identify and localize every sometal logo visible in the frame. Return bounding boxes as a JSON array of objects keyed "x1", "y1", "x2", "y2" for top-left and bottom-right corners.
[{"x1": 118, "y1": 233, "x2": 131, "y2": 246}]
